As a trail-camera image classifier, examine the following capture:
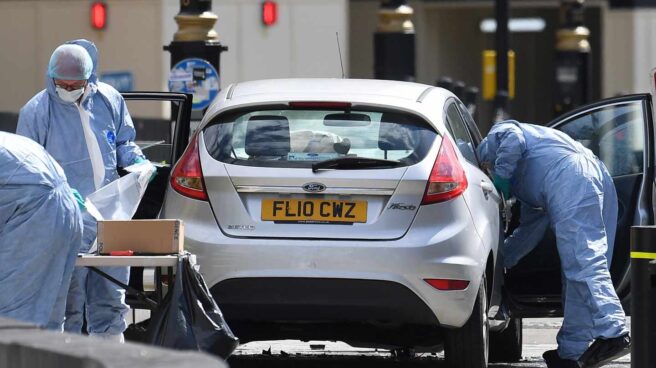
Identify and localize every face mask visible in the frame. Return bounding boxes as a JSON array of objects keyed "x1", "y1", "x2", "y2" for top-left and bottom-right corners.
[{"x1": 56, "y1": 85, "x2": 85, "y2": 103}]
